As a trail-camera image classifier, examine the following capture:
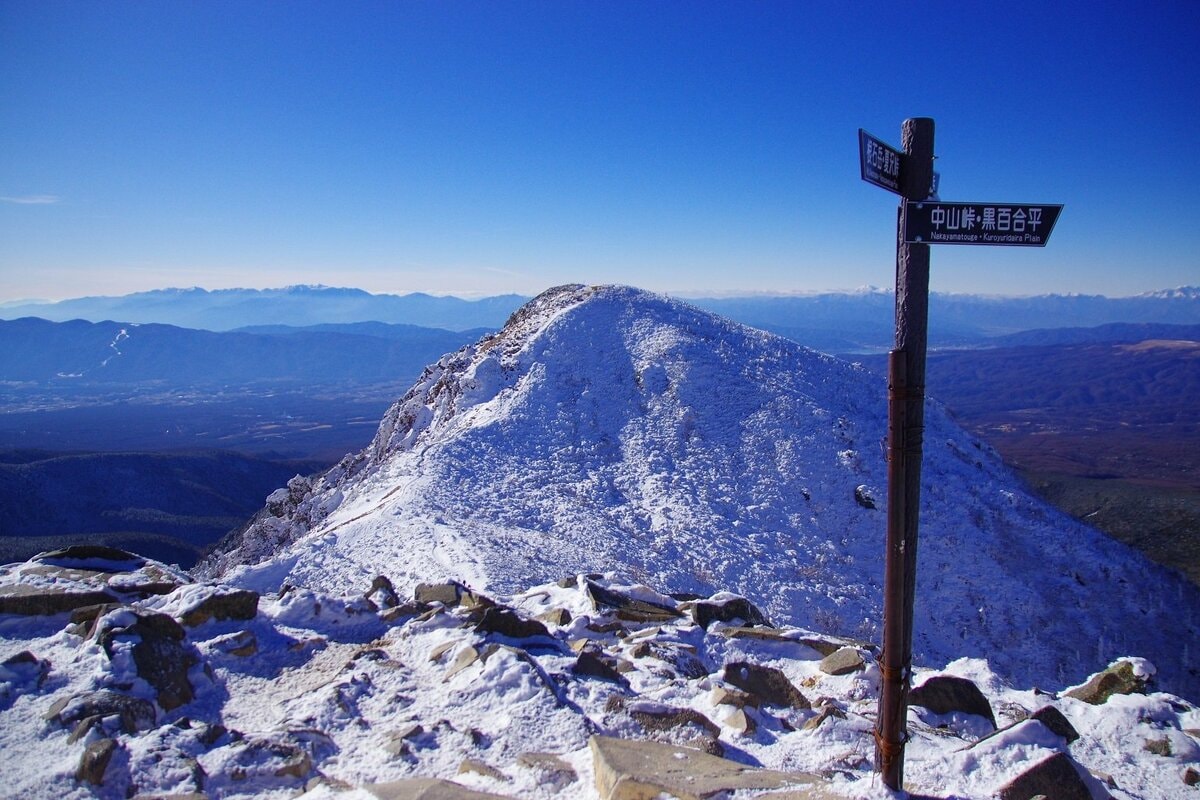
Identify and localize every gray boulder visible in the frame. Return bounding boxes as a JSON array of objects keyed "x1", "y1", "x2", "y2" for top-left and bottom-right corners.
[
  {"x1": 1064, "y1": 659, "x2": 1151, "y2": 705},
  {"x1": 996, "y1": 751, "x2": 1093, "y2": 800},
  {"x1": 818, "y1": 647, "x2": 865, "y2": 676},
  {"x1": 722, "y1": 661, "x2": 810, "y2": 710},
  {"x1": 909, "y1": 674, "x2": 996, "y2": 729},
  {"x1": 688, "y1": 595, "x2": 770, "y2": 629},
  {"x1": 76, "y1": 737, "x2": 121, "y2": 786}
]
